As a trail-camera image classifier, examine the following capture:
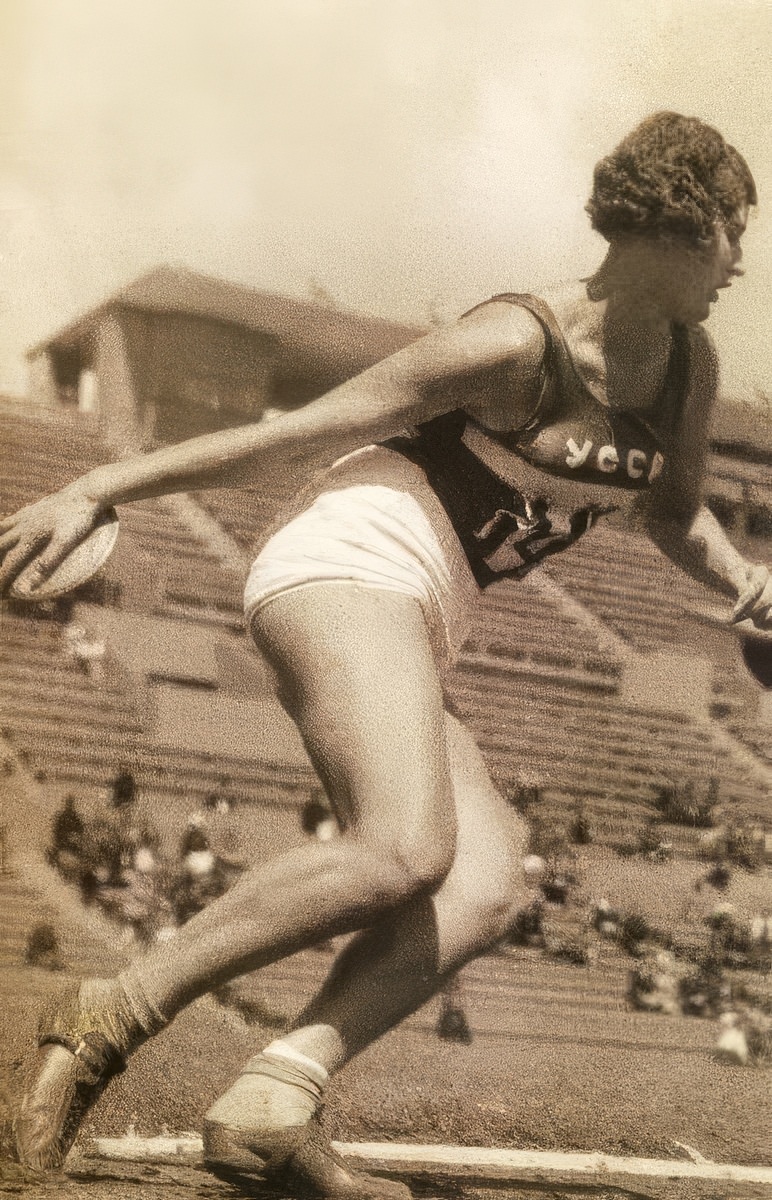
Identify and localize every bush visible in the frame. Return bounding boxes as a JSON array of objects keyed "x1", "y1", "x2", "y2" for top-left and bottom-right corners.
[
  {"x1": 653, "y1": 778, "x2": 717, "y2": 828},
  {"x1": 619, "y1": 912, "x2": 654, "y2": 956},
  {"x1": 506, "y1": 899, "x2": 544, "y2": 946},
  {"x1": 569, "y1": 807, "x2": 593, "y2": 845},
  {"x1": 699, "y1": 824, "x2": 765, "y2": 872}
]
